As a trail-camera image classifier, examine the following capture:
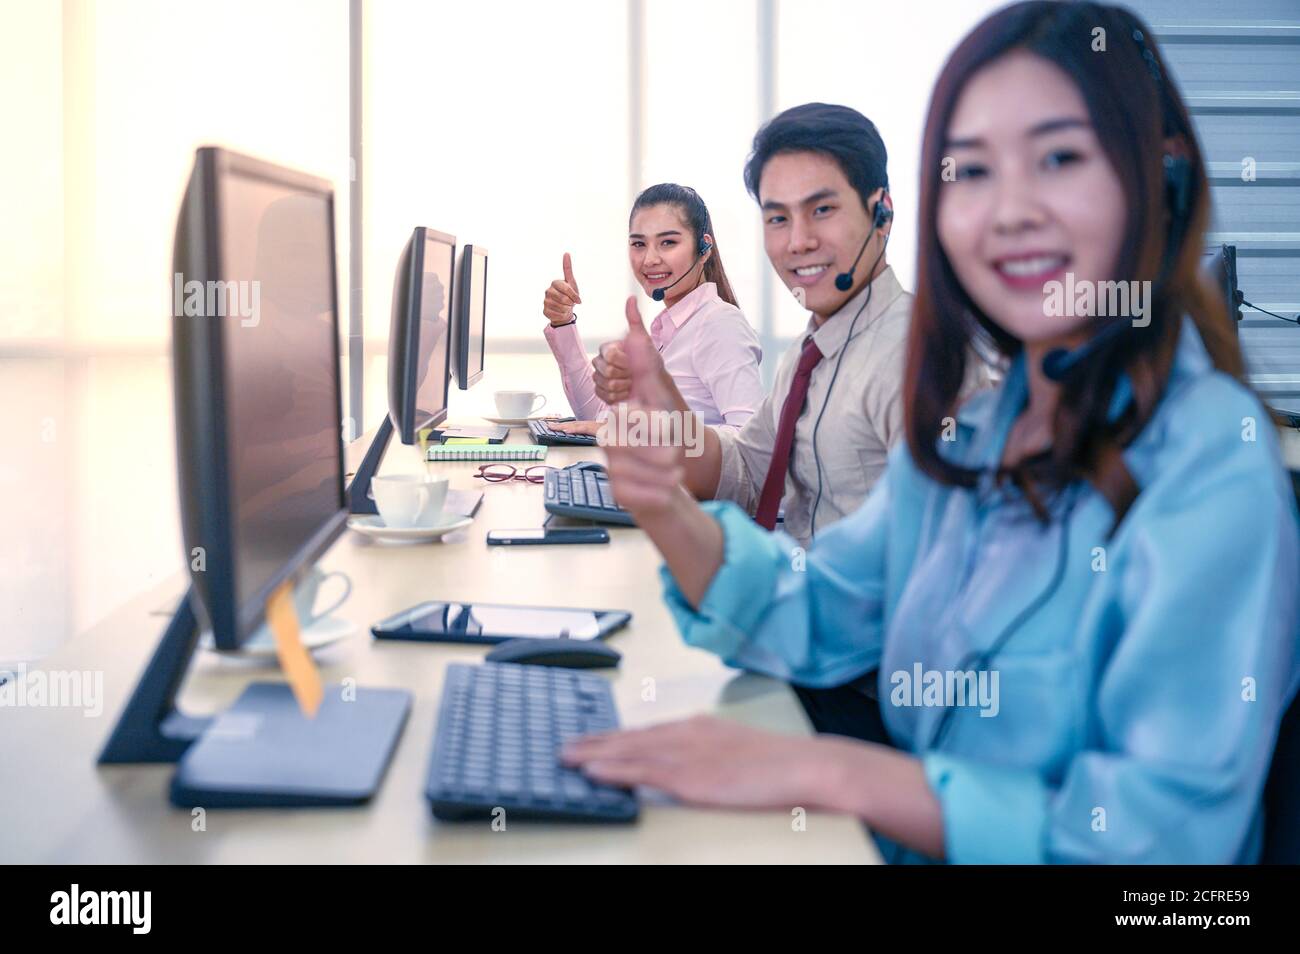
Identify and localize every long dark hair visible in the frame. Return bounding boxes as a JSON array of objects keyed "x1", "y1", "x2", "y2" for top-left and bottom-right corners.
[
  {"x1": 905, "y1": 0, "x2": 1243, "y2": 523},
  {"x1": 629, "y1": 183, "x2": 739, "y2": 308}
]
